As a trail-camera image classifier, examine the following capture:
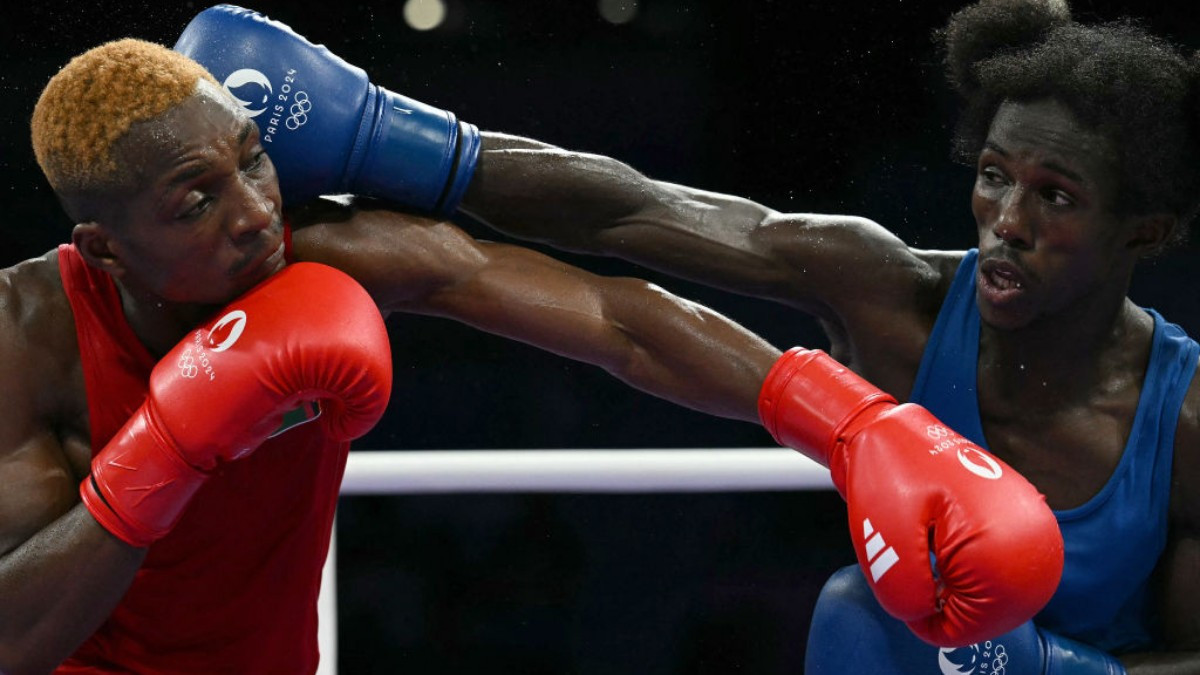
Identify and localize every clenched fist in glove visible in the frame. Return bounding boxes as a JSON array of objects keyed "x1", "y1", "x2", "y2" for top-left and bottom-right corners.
[{"x1": 759, "y1": 347, "x2": 1063, "y2": 647}]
